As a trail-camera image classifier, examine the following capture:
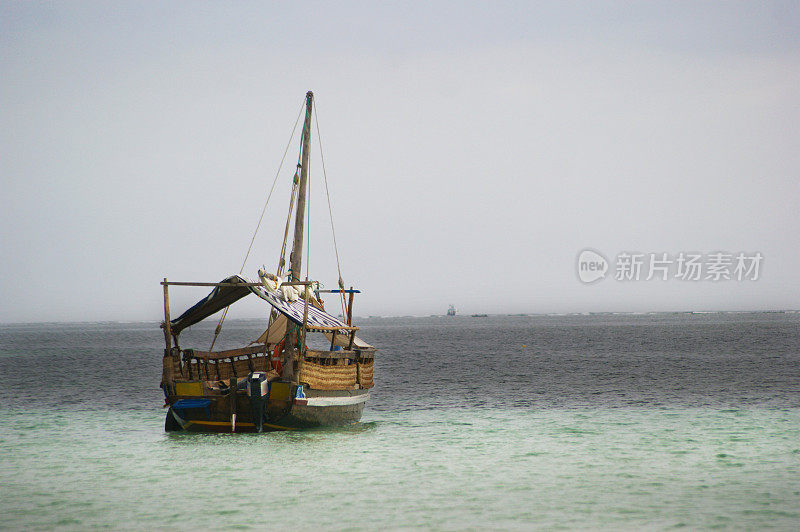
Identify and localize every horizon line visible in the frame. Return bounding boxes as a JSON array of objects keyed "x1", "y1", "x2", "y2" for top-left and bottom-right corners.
[{"x1": 1, "y1": 308, "x2": 798, "y2": 326}]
